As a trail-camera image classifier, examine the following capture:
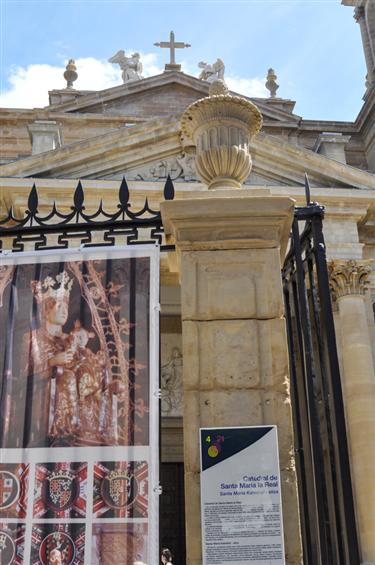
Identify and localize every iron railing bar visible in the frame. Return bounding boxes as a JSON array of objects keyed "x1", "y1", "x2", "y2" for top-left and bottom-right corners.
[
  {"x1": 284, "y1": 281, "x2": 314, "y2": 565},
  {"x1": 306, "y1": 254, "x2": 341, "y2": 564},
  {"x1": 291, "y1": 217, "x2": 331, "y2": 564},
  {"x1": 290, "y1": 258, "x2": 321, "y2": 564},
  {"x1": 311, "y1": 215, "x2": 361, "y2": 564}
]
